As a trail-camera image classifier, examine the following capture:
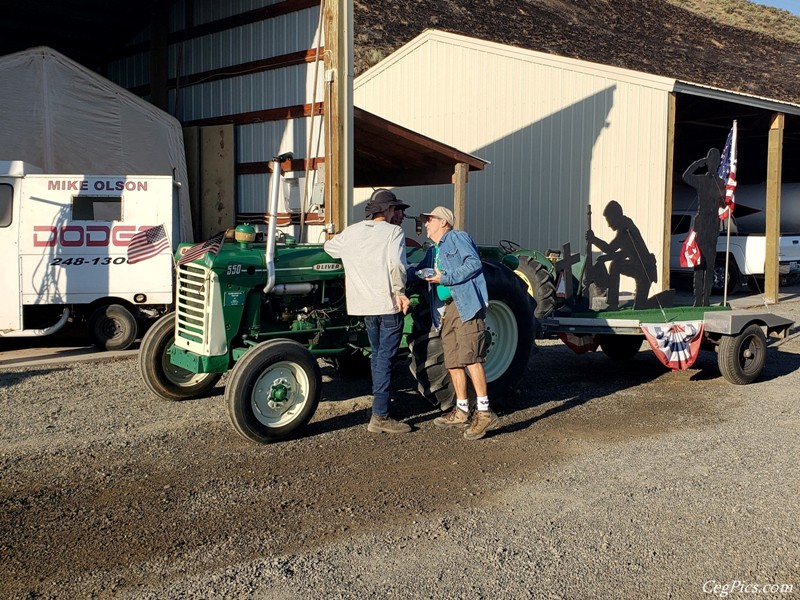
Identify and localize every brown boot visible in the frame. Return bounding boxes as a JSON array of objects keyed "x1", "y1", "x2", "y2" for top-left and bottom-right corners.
[
  {"x1": 433, "y1": 405, "x2": 470, "y2": 429},
  {"x1": 463, "y1": 410, "x2": 499, "y2": 440},
  {"x1": 367, "y1": 415, "x2": 411, "y2": 434}
]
